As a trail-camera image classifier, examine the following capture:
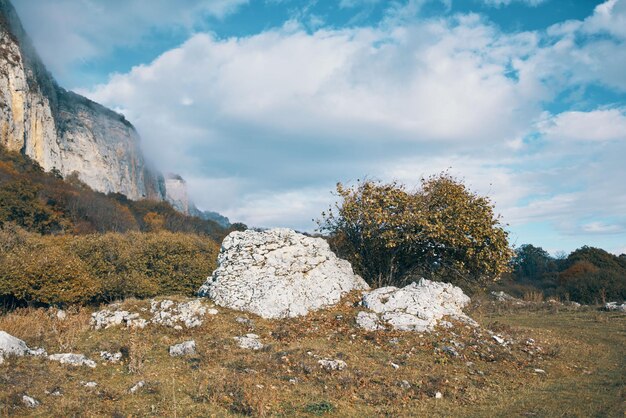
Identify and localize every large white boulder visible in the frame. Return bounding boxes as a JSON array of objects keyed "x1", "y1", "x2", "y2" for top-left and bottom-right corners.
[
  {"x1": 199, "y1": 228, "x2": 369, "y2": 319},
  {"x1": 358, "y1": 278, "x2": 474, "y2": 332},
  {"x1": 0, "y1": 331, "x2": 46, "y2": 364}
]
